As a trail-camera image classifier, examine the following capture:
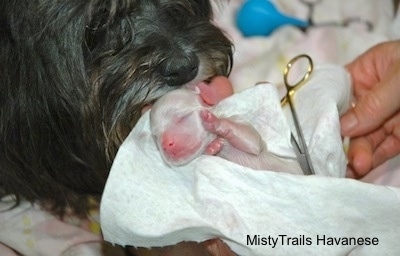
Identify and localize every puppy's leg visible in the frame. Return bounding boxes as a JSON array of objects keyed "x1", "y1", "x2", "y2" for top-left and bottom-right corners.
[{"x1": 200, "y1": 110, "x2": 264, "y2": 155}]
